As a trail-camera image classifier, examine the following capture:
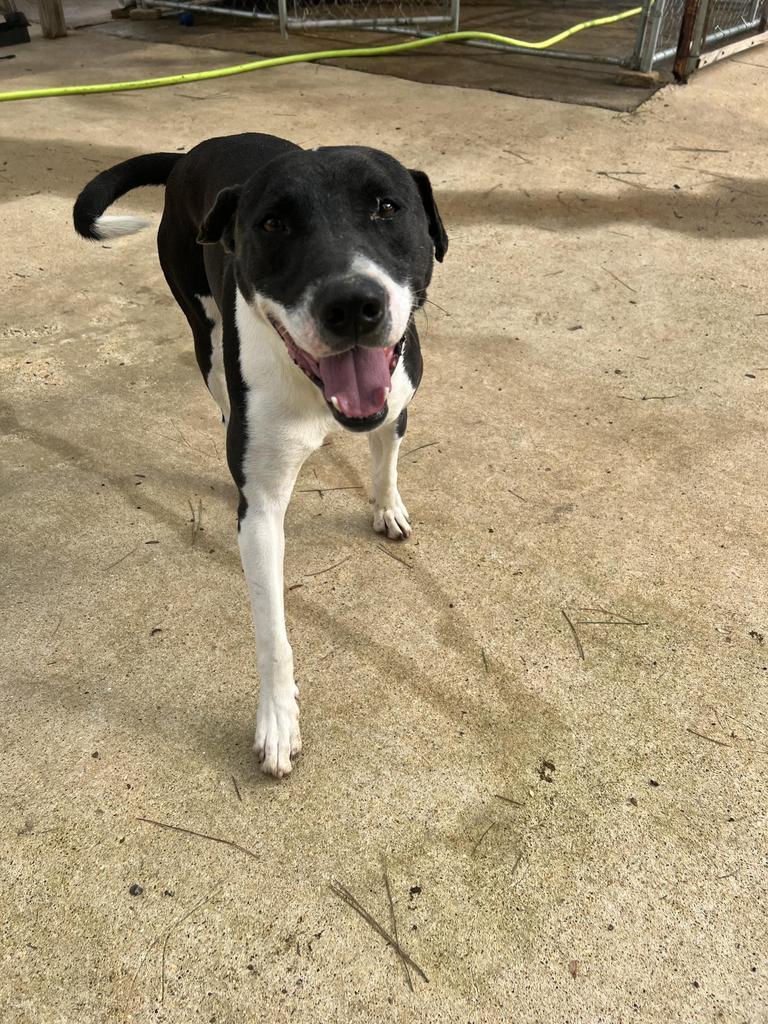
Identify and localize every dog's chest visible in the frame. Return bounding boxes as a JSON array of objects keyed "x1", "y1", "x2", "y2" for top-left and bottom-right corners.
[{"x1": 234, "y1": 289, "x2": 333, "y2": 450}]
